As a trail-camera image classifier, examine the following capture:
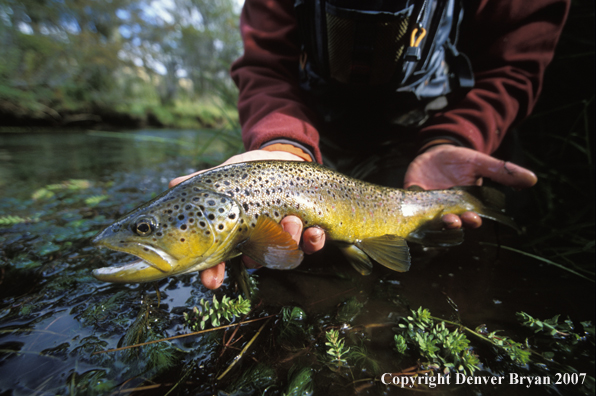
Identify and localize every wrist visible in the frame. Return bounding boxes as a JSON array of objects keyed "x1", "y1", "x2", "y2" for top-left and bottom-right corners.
[
  {"x1": 260, "y1": 141, "x2": 314, "y2": 162},
  {"x1": 417, "y1": 136, "x2": 467, "y2": 154}
]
